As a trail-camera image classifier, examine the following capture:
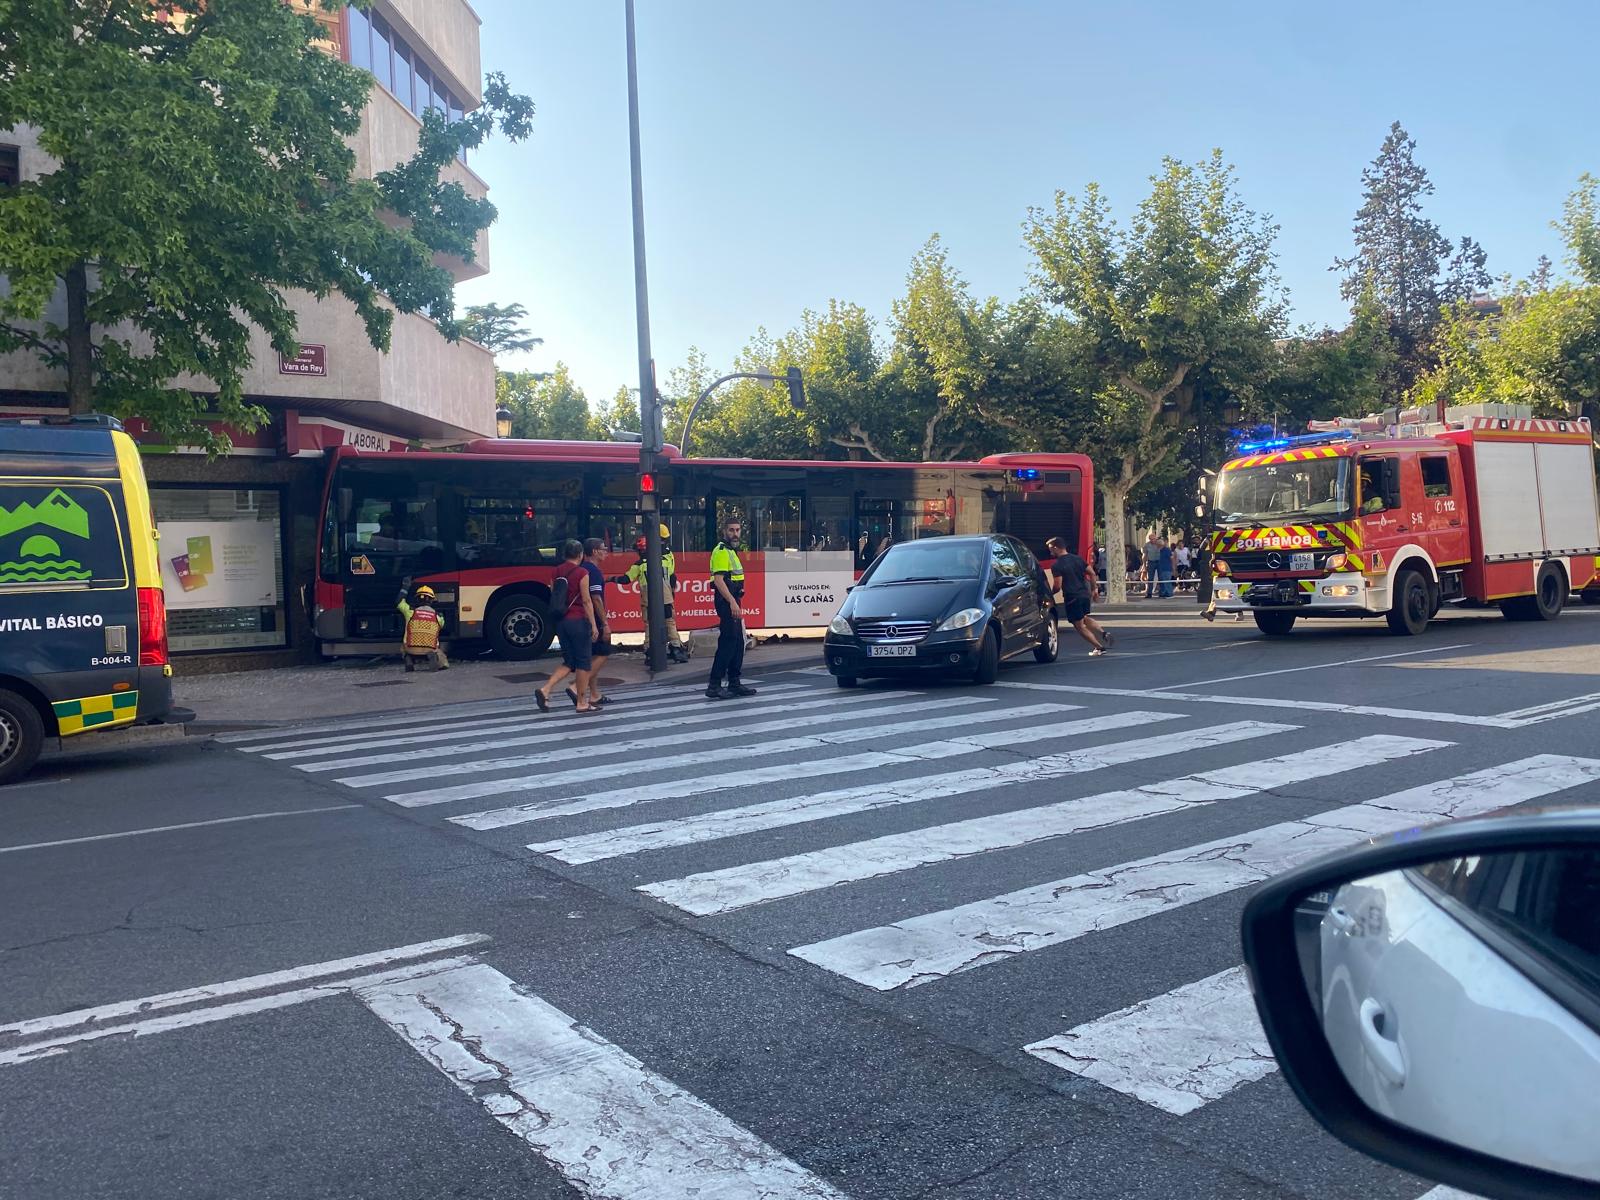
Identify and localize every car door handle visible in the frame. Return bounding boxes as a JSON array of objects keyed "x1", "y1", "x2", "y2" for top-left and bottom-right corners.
[{"x1": 1357, "y1": 998, "x2": 1407, "y2": 1087}]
